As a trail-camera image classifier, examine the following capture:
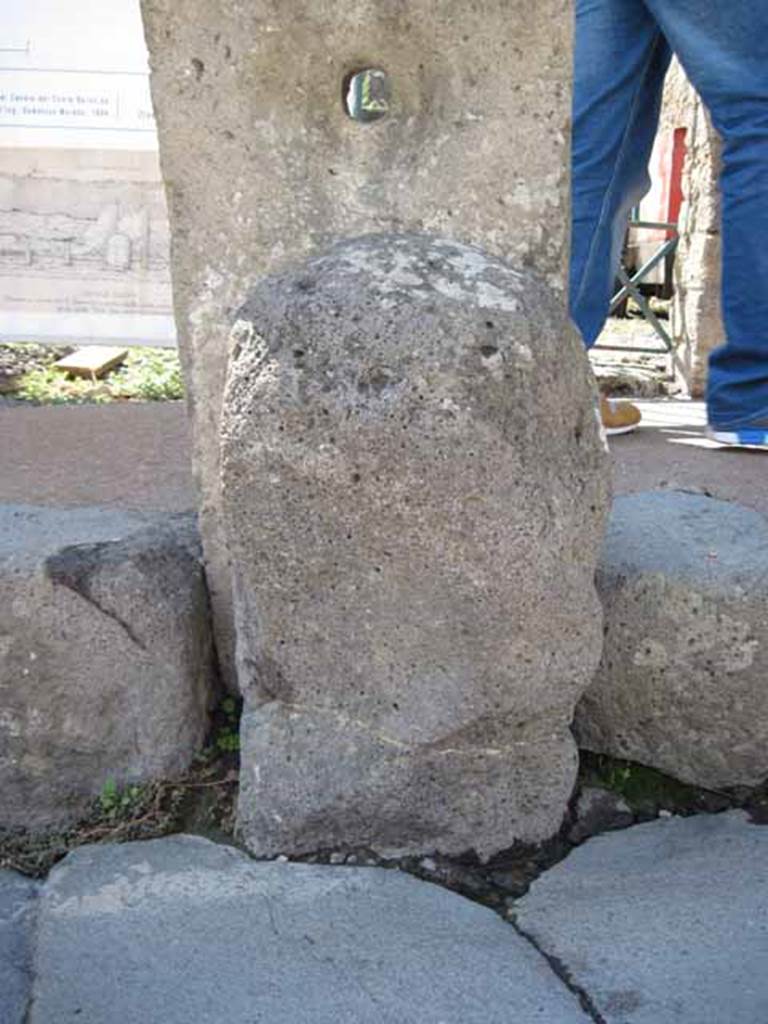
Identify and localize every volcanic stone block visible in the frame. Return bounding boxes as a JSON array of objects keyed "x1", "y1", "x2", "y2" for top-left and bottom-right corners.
[
  {"x1": 0, "y1": 870, "x2": 39, "y2": 1024},
  {"x1": 141, "y1": 0, "x2": 575, "y2": 686},
  {"x1": 515, "y1": 812, "x2": 768, "y2": 1024},
  {"x1": 26, "y1": 835, "x2": 591, "y2": 1023},
  {"x1": 575, "y1": 491, "x2": 768, "y2": 789},
  {"x1": 225, "y1": 233, "x2": 610, "y2": 860},
  {"x1": 0, "y1": 506, "x2": 215, "y2": 830}
]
